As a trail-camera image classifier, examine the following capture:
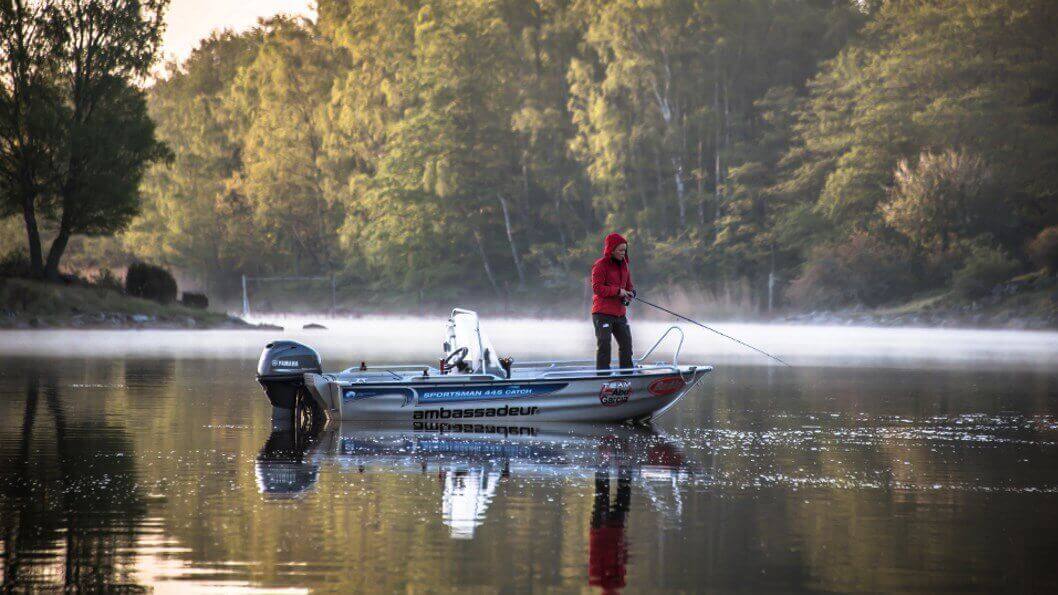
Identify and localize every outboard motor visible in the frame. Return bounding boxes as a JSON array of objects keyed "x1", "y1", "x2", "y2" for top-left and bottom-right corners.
[{"x1": 257, "y1": 340, "x2": 322, "y2": 427}]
